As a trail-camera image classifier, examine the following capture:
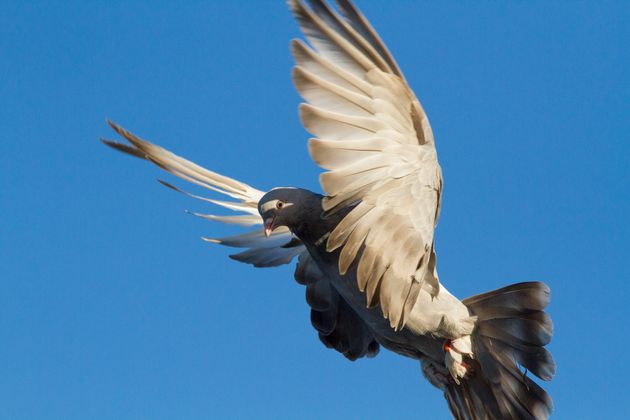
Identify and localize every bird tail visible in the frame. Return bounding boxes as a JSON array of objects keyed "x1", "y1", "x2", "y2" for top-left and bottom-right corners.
[{"x1": 445, "y1": 282, "x2": 556, "y2": 420}]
